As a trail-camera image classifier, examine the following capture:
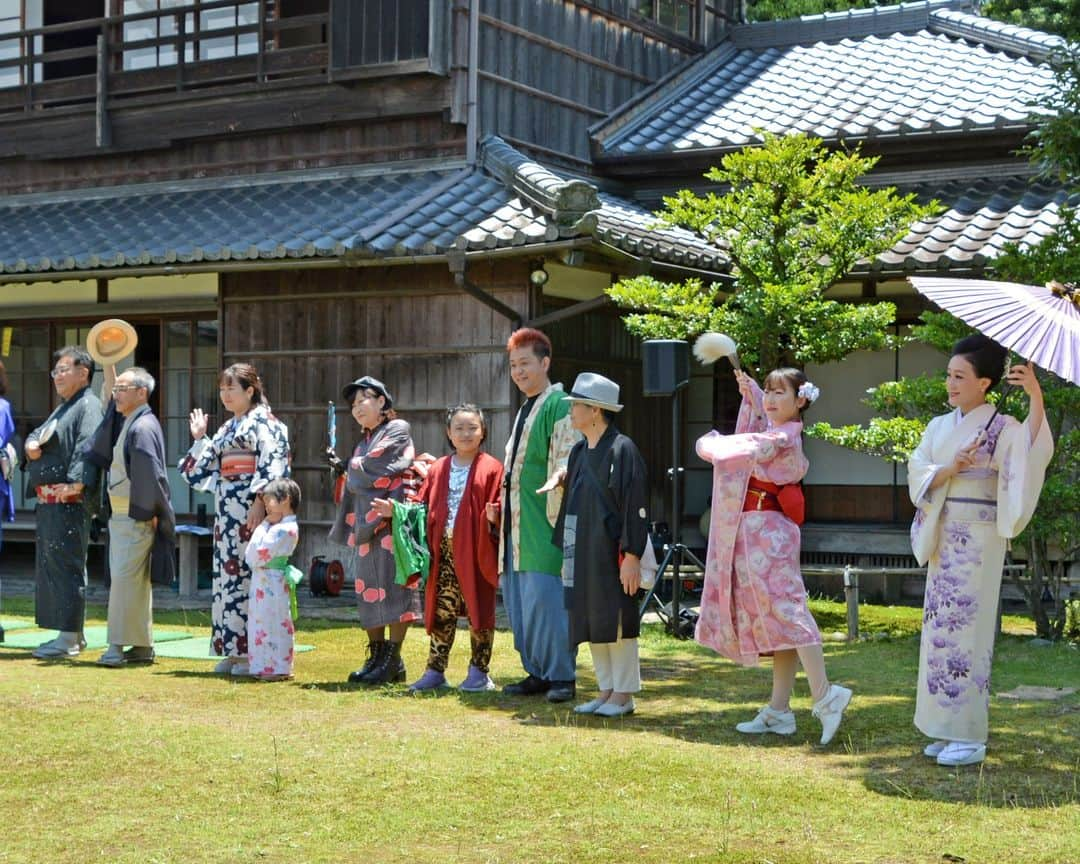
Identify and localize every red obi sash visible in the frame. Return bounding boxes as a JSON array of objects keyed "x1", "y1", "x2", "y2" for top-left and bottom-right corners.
[
  {"x1": 221, "y1": 449, "x2": 257, "y2": 478},
  {"x1": 36, "y1": 484, "x2": 83, "y2": 504},
  {"x1": 743, "y1": 477, "x2": 805, "y2": 526}
]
